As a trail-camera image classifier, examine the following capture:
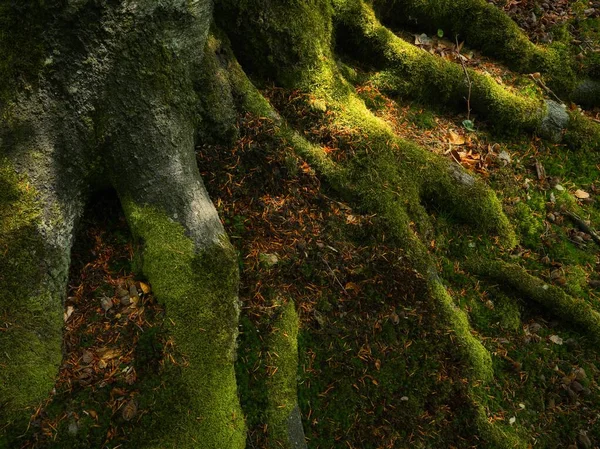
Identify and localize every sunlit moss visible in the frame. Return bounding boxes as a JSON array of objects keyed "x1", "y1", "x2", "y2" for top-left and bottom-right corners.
[
  {"x1": 122, "y1": 201, "x2": 246, "y2": 449},
  {"x1": 265, "y1": 300, "x2": 302, "y2": 448}
]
